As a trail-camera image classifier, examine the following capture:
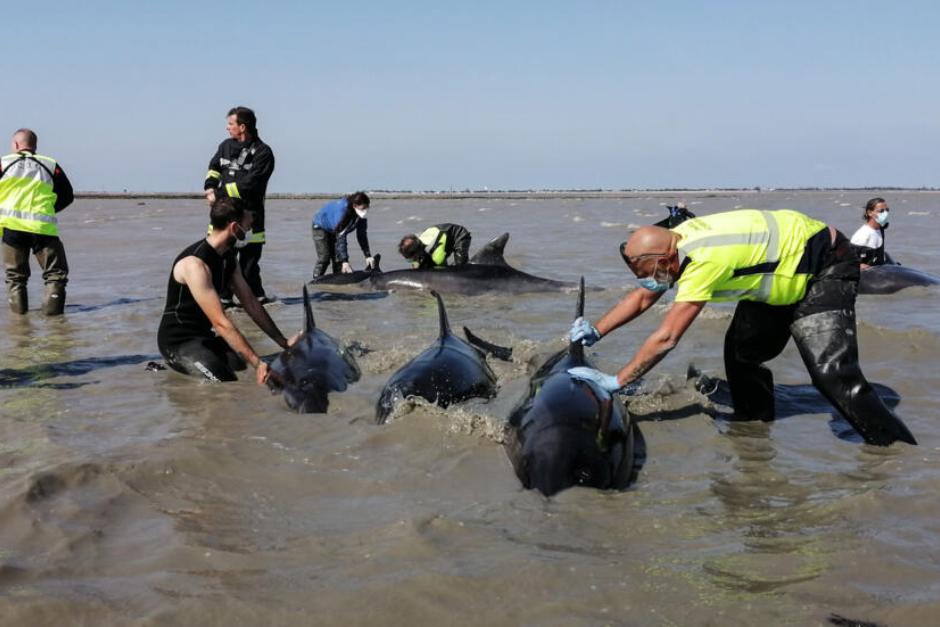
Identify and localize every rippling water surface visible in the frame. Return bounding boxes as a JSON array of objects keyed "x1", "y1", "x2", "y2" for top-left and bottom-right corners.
[{"x1": 1, "y1": 191, "x2": 939, "y2": 625}]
